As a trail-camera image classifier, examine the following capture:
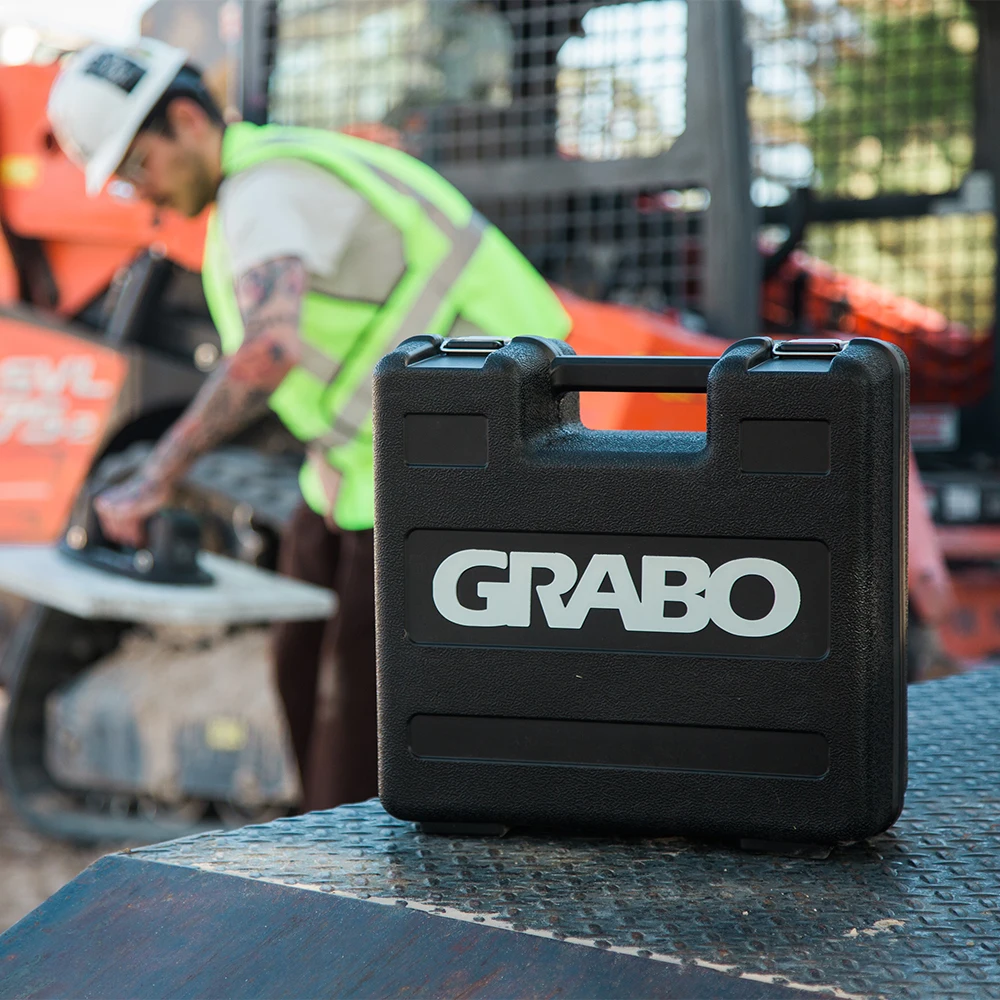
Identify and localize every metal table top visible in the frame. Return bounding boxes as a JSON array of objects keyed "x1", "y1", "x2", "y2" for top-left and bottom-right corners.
[{"x1": 131, "y1": 667, "x2": 1000, "y2": 1000}]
